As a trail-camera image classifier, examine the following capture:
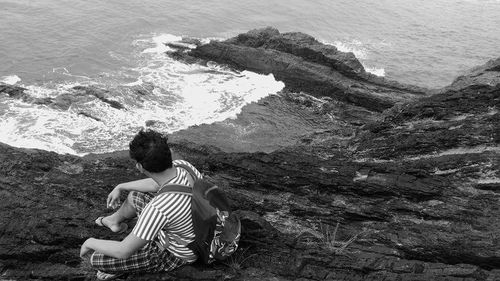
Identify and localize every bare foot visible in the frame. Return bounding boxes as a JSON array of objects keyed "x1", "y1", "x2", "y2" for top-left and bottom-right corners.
[{"x1": 95, "y1": 216, "x2": 128, "y2": 233}]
